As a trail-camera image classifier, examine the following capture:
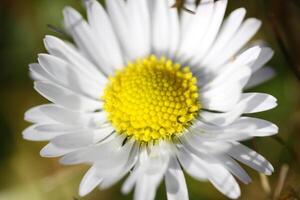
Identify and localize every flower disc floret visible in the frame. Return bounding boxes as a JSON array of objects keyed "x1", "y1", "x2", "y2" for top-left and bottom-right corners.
[{"x1": 103, "y1": 55, "x2": 201, "y2": 142}]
